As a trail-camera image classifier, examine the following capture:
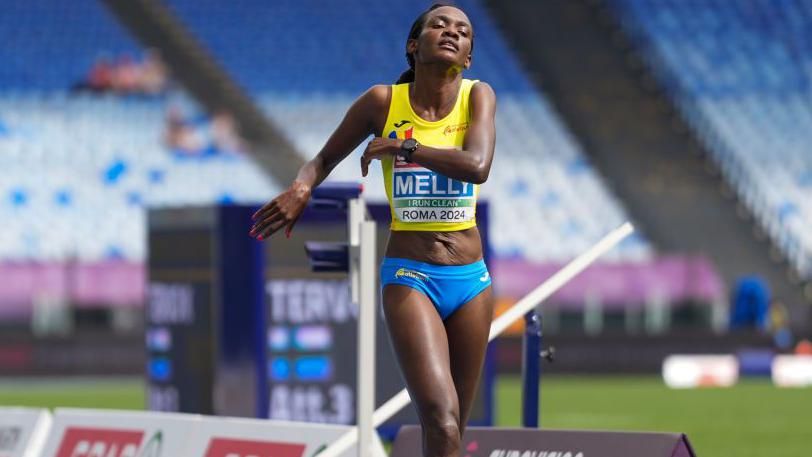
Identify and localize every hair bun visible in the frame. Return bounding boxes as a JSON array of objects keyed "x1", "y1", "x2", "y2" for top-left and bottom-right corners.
[{"x1": 396, "y1": 68, "x2": 416, "y2": 84}]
